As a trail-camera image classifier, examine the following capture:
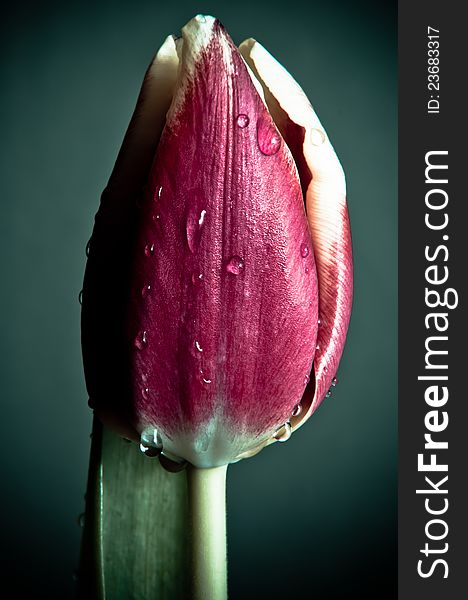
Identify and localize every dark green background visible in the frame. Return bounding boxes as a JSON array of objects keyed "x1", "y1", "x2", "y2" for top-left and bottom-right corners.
[{"x1": 1, "y1": 0, "x2": 396, "y2": 597}]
